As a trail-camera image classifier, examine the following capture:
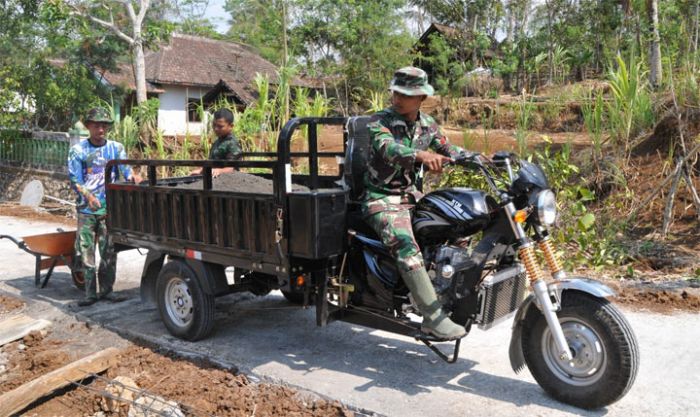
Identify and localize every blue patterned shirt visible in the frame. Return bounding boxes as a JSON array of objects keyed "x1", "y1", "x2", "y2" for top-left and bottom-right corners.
[{"x1": 68, "y1": 139, "x2": 132, "y2": 215}]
